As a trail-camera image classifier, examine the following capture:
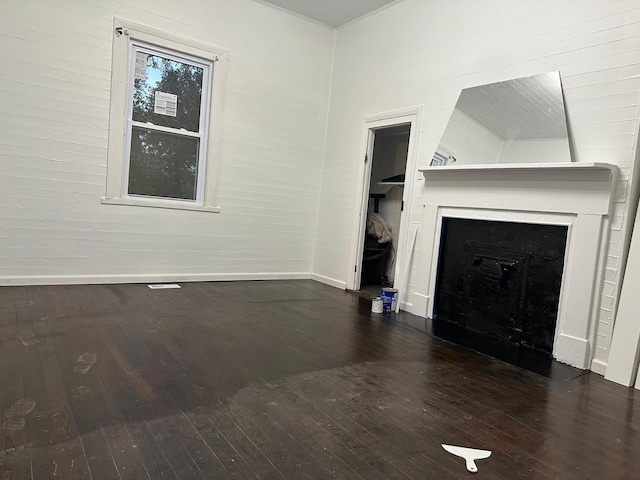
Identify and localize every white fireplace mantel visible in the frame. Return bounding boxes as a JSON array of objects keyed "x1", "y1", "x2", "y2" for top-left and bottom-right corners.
[
  {"x1": 418, "y1": 162, "x2": 616, "y2": 214},
  {"x1": 418, "y1": 161, "x2": 615, "y2": 174},
  {"x1": 418, "y1": 161, "x2": 617, "y2": 370}
]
